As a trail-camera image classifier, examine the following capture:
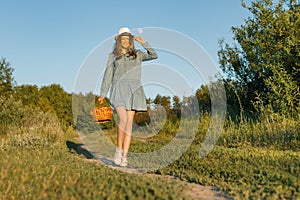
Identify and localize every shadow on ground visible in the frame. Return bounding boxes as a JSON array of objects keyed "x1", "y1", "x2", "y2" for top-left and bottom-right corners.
[{"x1": 66, "y1": 140, "x2": 94, "y2": 159}]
